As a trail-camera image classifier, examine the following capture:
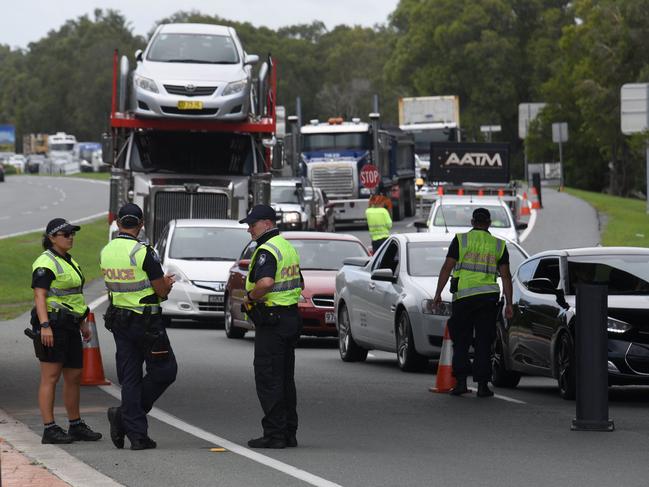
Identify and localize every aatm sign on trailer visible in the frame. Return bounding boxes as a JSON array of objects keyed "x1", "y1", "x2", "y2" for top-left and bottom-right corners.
[{"x1": 430, "y1": 142, "x2": 510, "y2": 184}]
